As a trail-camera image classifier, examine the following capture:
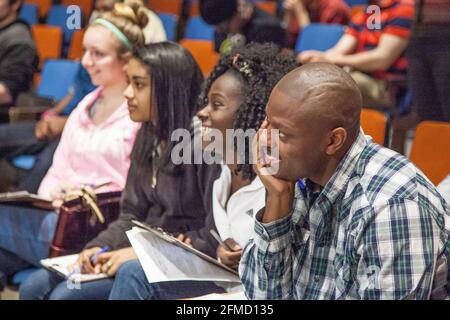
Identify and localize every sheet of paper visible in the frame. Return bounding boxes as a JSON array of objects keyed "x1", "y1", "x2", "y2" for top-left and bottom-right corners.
[
  {"x1": 40, "y1": 254, "x2": 108, "y2": 283},
  {"x1": 187, "y1": 291, "x2": 248, "y2": 300},
  {"x1": 127, "y1": 227, "x2": 241, "y2": 284}
]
